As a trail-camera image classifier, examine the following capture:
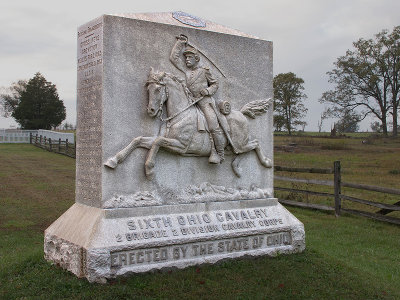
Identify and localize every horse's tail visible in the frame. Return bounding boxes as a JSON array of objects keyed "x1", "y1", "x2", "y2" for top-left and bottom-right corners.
[{"x1": 240, "y1": 98, "x2": 272, "y2": 119}]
